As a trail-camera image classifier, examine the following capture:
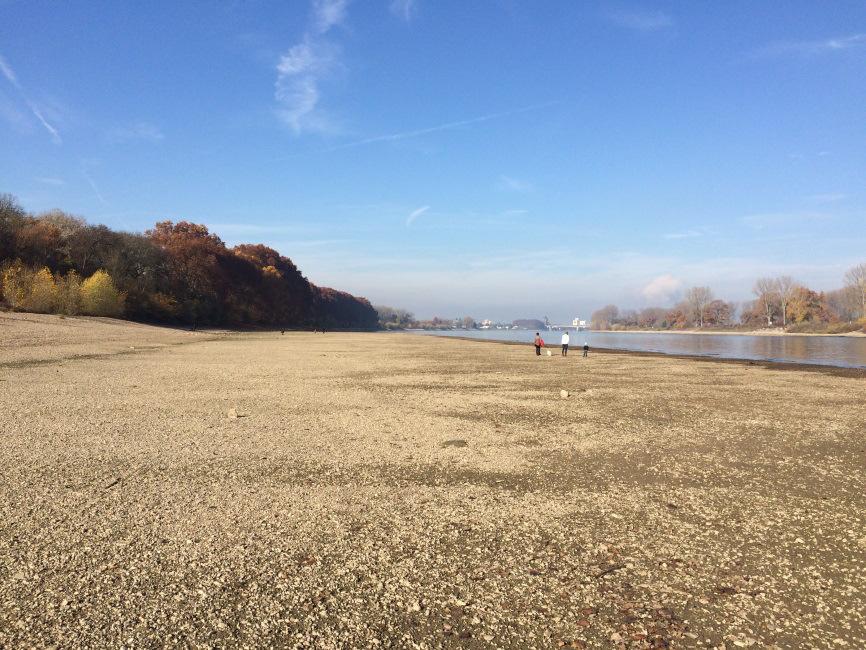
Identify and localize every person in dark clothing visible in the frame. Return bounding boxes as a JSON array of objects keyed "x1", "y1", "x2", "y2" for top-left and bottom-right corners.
[
  {"x1": 583, "y1": 342, "x2": 589, "y2": 357},
  {"x1": 533, "y1": 332, "x2": 543, "y2": 356}
]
